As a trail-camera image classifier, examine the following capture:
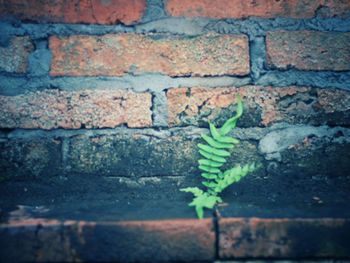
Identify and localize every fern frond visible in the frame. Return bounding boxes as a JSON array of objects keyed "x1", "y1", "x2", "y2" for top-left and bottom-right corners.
[{"x1": 181, "y1": 95, "x2": 259, "y2": 219}]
